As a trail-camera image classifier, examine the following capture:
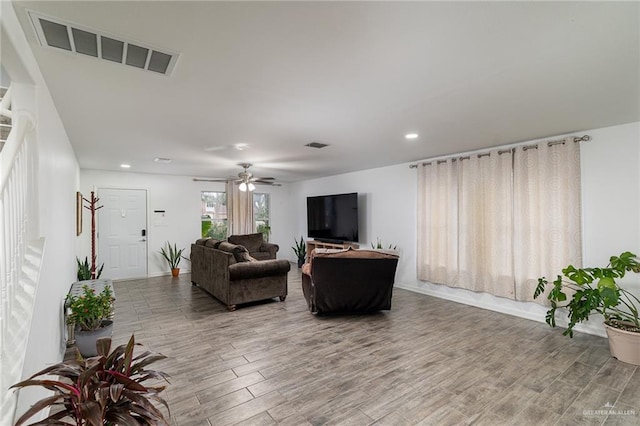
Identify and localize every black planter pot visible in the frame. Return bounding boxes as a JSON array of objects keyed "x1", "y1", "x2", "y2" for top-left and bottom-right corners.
[{"x1": 297, "y1": 258, "x2": 305, "y2": 268}]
